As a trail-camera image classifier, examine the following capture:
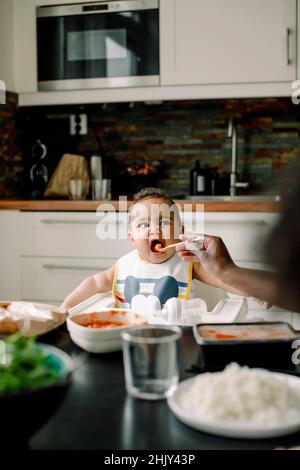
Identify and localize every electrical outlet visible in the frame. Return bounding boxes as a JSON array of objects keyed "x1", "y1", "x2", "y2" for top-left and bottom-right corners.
[{"x1": 70, "y1": 113, "x2": 88, "y2": 135}]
